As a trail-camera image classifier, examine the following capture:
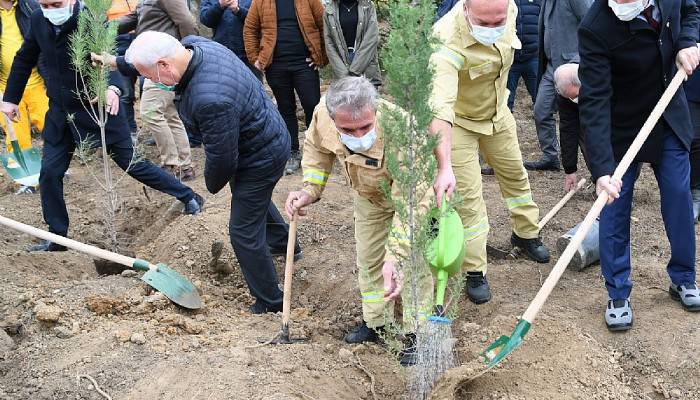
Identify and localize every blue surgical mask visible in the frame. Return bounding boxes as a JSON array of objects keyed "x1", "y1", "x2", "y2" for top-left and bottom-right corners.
[
  {"x1": 155, "y1": 67, "x2": 176, "y2": 91},
  {"x1": 339, "y1": 128, "x2": 377, "y2": 153},
  {"x1": 468, "y1": 14, "x2": 506, "y2": 46},
  {"x1": 42, "y1": 2, "x2": 73, "y2": 26}
]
